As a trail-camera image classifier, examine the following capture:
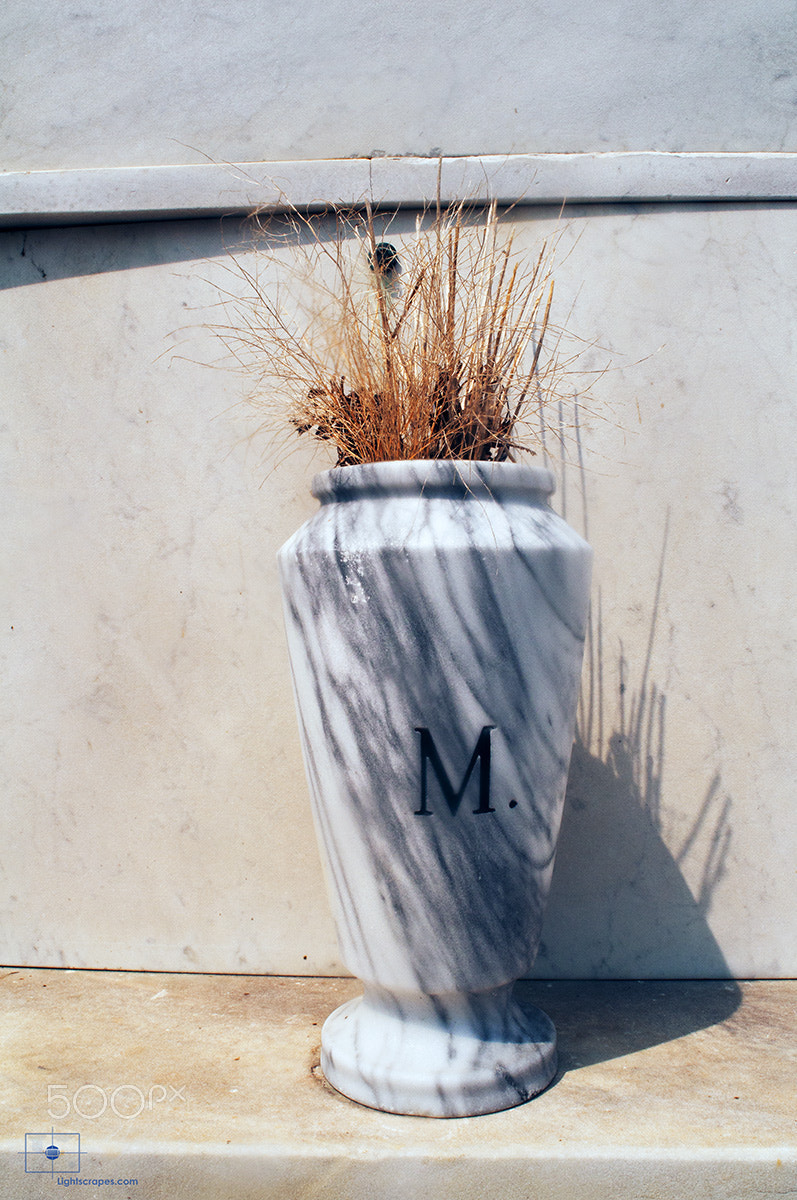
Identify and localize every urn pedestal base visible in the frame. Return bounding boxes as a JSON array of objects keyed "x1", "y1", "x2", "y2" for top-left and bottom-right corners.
[{"x1": 321, "y1": 983, "x2": 557, "y2": 1117}]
